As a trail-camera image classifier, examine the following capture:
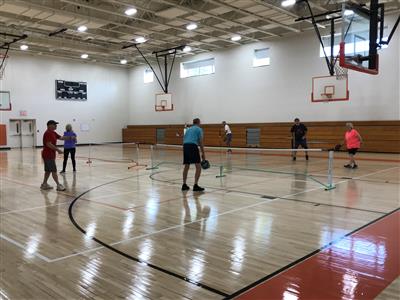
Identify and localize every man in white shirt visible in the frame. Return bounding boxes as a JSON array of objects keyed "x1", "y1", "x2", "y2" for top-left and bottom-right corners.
[{"x1": 222, "y1": 121, "x2": 232, "y2": 153}]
